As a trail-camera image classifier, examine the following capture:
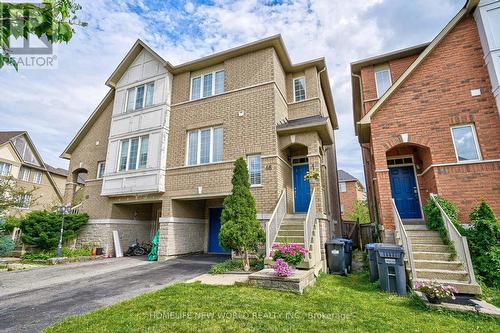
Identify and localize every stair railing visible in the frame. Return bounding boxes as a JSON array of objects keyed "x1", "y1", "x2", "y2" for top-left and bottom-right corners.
[
  {"x1": 266, "y1": 190, "x2": 287, "y2": 257},
  {"x1": 304, "y1": 188, "x2": 317, "y2": 264},
  {"x1": 392, "y1": 199, "x2": 417, "y2": 281},
  {"x1": 429, "y1": 193, "x2": 476, "y2": 284},
  {"x1": 69, "y1": 202, "x2": 82, "y2": 214}
]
